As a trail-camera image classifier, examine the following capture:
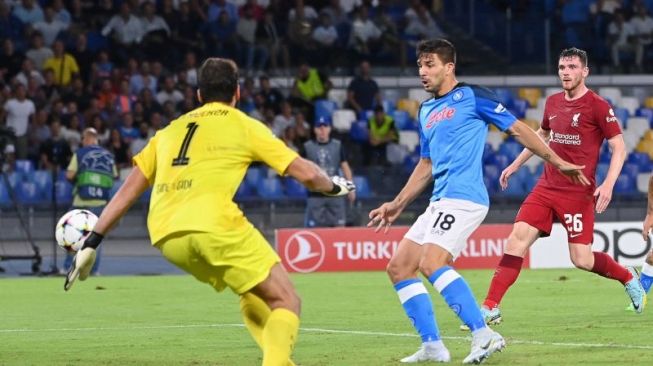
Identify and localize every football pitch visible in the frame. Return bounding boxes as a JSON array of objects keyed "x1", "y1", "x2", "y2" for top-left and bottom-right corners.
[{"x1": 1, "y1": 269, "x2": 651, "y2": 365}]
